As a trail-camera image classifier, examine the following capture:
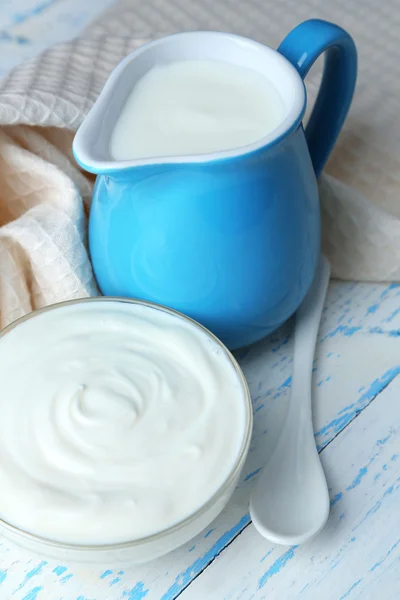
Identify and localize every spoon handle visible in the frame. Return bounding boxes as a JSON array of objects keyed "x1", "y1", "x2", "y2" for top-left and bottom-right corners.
[
  {"x1": 291, "y1": 256, "x2": 331, "y2": 405},
  {"x1": 249, "y1": 256, "x2": 331, "y2": 545}
]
